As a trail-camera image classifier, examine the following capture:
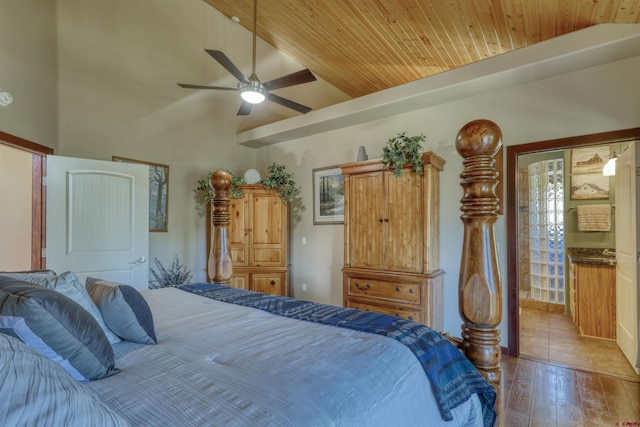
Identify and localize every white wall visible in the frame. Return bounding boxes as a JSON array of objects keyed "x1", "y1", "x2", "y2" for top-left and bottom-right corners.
[
  {"x1": 53, "y1": 0, "x2": 349, "y2": 282},
  {"x1": 258, "y1": 55, "x2": 640, "y2": 344},
  {"x1": 0, "y1": 0, "x2": 58, "y2": 147}
]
